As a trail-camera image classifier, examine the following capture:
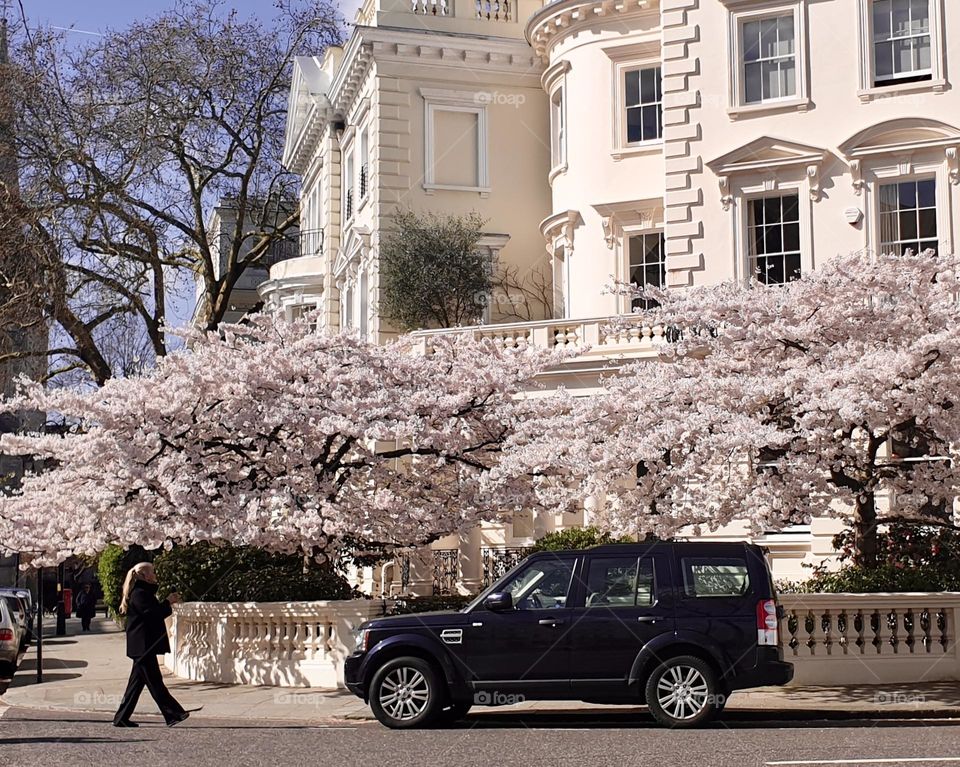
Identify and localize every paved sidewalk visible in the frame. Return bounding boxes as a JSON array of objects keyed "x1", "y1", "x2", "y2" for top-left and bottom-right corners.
[{"x1": 3, "y1": 616, "x2": 960, "y2": 723}]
